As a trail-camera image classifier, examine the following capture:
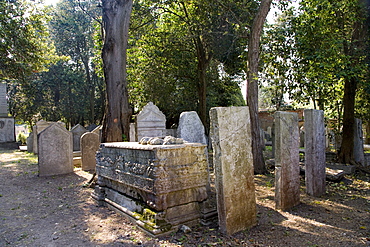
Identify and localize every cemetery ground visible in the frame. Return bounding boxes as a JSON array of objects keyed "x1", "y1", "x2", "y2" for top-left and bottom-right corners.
[{"x1": 0, "y1": 149, "x2": 369, "y2": 247}]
